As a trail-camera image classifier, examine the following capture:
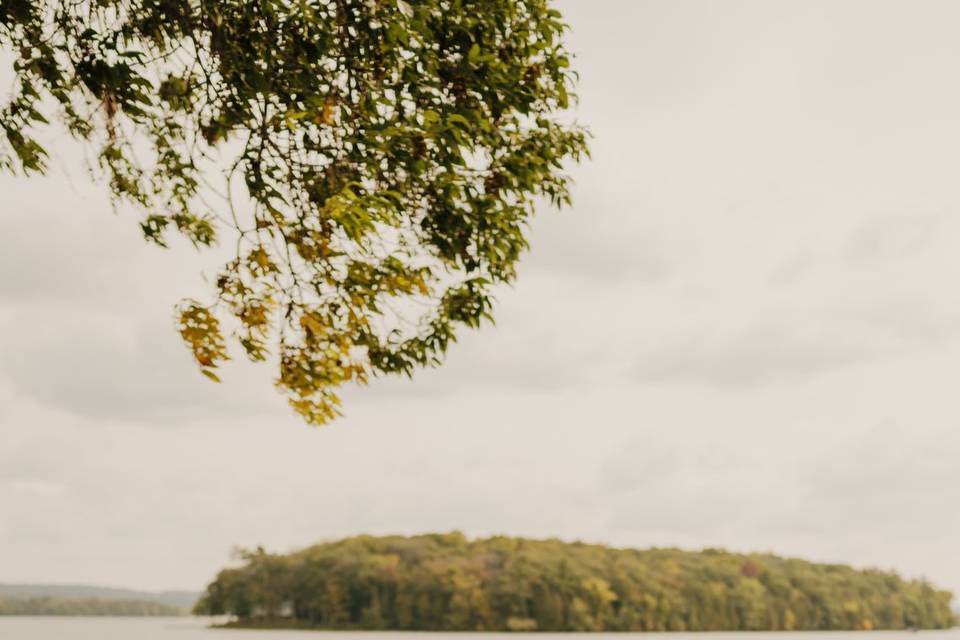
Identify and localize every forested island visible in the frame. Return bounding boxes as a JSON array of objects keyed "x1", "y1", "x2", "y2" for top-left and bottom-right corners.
[{"x1": 194, "y1": 533, "x2": 956, "y2": 631}]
